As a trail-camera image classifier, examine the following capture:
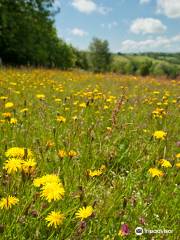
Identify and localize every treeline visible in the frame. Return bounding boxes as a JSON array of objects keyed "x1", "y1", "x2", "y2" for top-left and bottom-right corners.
[
  {"x1": 0, "y1": 0, "x2": 180, "y2": 78},
  {"x1": 140, "y1": 52, "x2": 180, "y2": 65},
  {"x1": 111, "y1": 57, "x2": 180, "y2": 79},
  {"x1": 75, "y1": 46, "x2": 180, "y2": 79}
]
